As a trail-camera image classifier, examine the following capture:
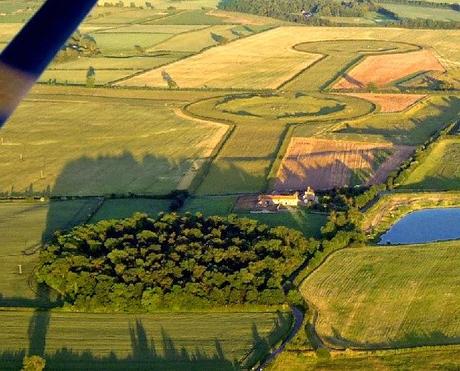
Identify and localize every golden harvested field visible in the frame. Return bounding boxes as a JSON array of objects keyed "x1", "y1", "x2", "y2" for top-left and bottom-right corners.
[
  {"x1": 207, "y1": 9, "x2": 276, "y2": 25},
  {"x1": 275, "y1": 138, "x2": 414, "y2": 191},
  {"x1": 344, "y1": 93, "x2": 426, "y2": 112},
  {"x1": 119, "y1": 29, "x2": 322, "y2": 89},
  {"x1": 0, "y1": 93, "x2": 228, "y2": 196},
  {"x1": 0, "y1": 23, "x2": 23, "y2": 42},
  {"x1": 120, "y1": 26, "x2": 459, "y2": 90},
  {"x1": 335, "y1": 49, "x2": 444, "y2": 89}
]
